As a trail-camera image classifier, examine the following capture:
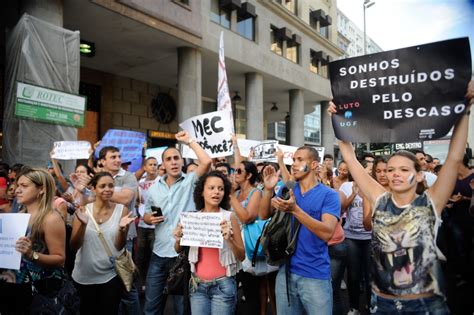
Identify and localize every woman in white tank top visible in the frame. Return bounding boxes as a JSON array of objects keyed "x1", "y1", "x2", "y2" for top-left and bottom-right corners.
[{"x1": 70, "y1": 172, "x2": 135, "y2": 315}]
